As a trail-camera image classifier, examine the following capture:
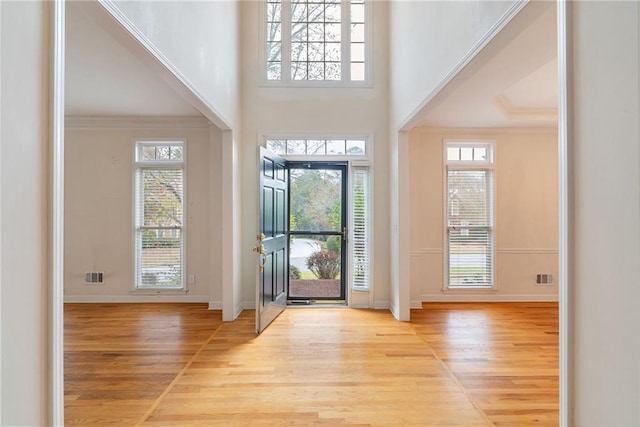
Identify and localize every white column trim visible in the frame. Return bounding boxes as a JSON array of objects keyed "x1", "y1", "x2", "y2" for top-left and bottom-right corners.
[
  {"x1": 50, "y1": 0, "x2": 65, "y2": 425},
  {"x1": 221, "y1": 130, "x2": 239, "y2": 321},
  {"x1": 557, "y1": 0, "x2": 570, "y2": 425},
  {"x1": 0, "y1": 0, "x2": 3, "y2": 421},
  {"x1": 396, "y1": 131, "x2": 411, "y2": 321}
]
